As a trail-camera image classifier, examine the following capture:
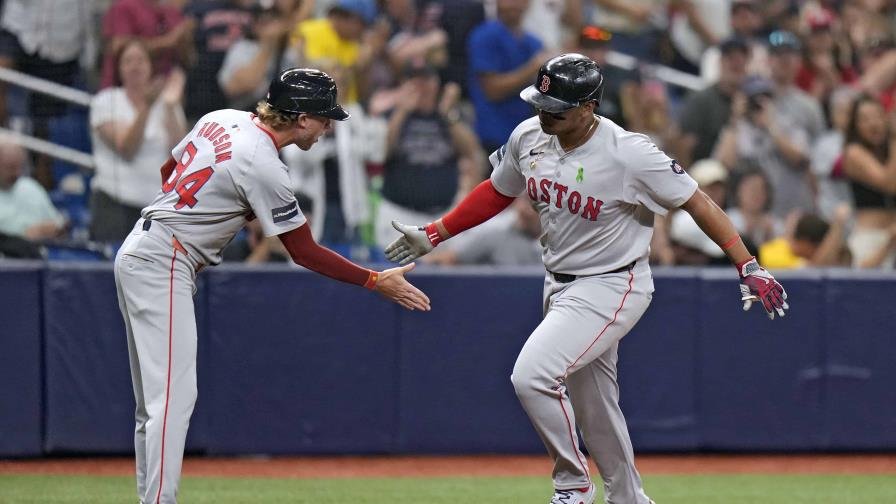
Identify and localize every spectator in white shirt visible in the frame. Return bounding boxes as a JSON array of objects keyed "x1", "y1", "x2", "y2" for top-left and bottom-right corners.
[{"x1": 89, "y1": 39, "x2": 187, "y2": 243}]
